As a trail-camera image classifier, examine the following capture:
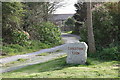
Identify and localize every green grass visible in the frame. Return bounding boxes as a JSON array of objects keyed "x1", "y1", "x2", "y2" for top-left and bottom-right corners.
[
  {"x1": 37, "y1": 53, "x2": 49, "y2": 56},
  {"x1": 1, "y1": 40, "x2": 55, "y2": 58},
  {"x1": 2, "y1": 55, "x2": 119, "y2": 78},
  {"x1": 2, "y1": 58, "x2": 28, "y2": 67}
]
